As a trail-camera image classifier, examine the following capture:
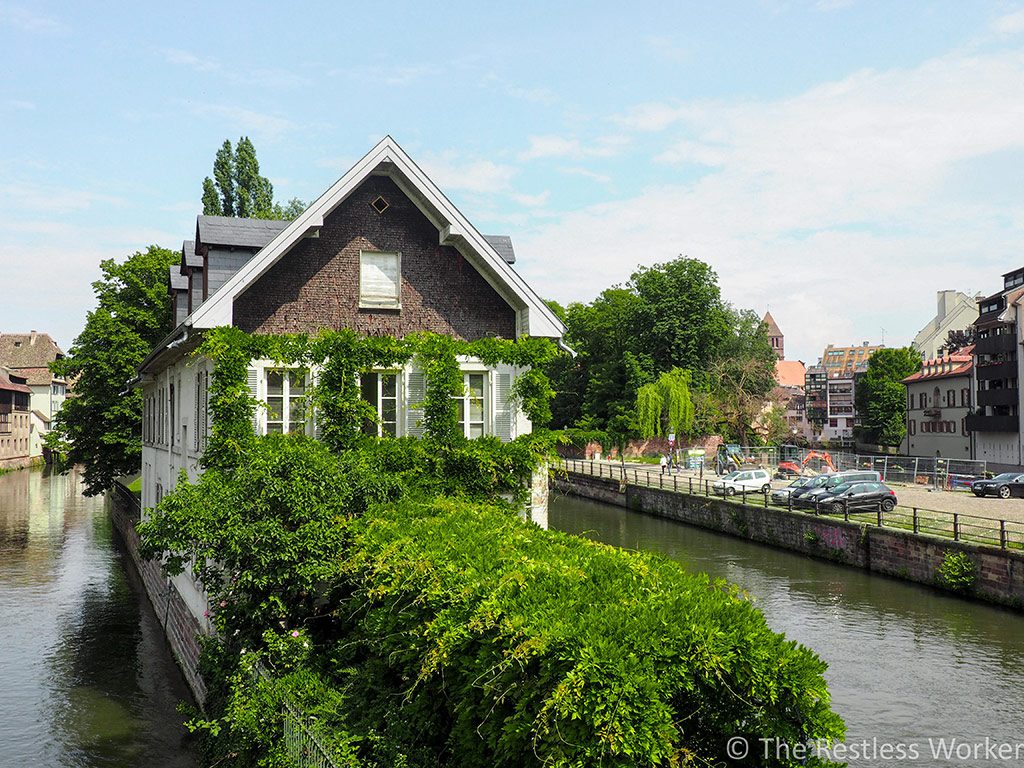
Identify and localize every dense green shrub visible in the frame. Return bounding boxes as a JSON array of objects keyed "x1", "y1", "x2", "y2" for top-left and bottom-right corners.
[{"x1": 142, "y1": 434, "x2": 844, "y2": 767}]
